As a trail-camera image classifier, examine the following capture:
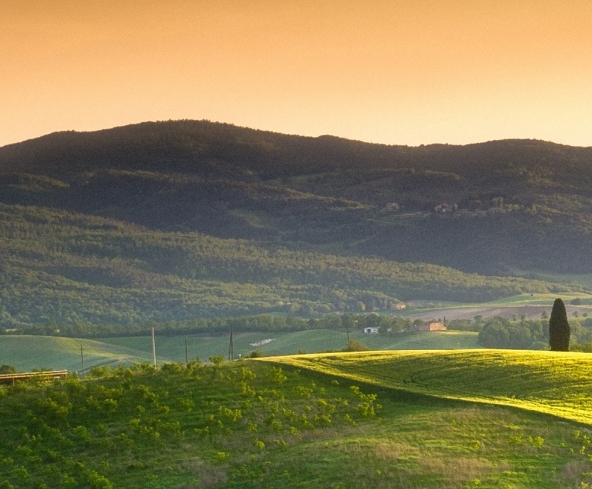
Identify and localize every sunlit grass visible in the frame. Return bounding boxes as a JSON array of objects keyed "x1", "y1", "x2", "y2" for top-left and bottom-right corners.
[
  {"x1": 262, "y1": 349, "x2": 592, "y2": 425},
  {"x1": 1, "y1": 356, "x2": 592, "y2": 488}
]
